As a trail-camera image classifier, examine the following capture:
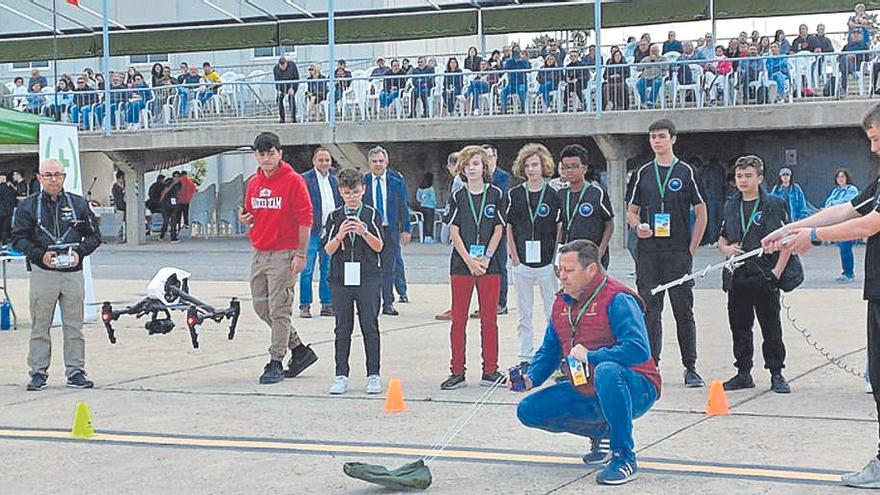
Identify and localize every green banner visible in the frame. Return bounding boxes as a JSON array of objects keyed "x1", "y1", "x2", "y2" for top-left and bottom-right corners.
[{"x1": 0, "y1": 107, "x2": 46, "y2": 145}]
